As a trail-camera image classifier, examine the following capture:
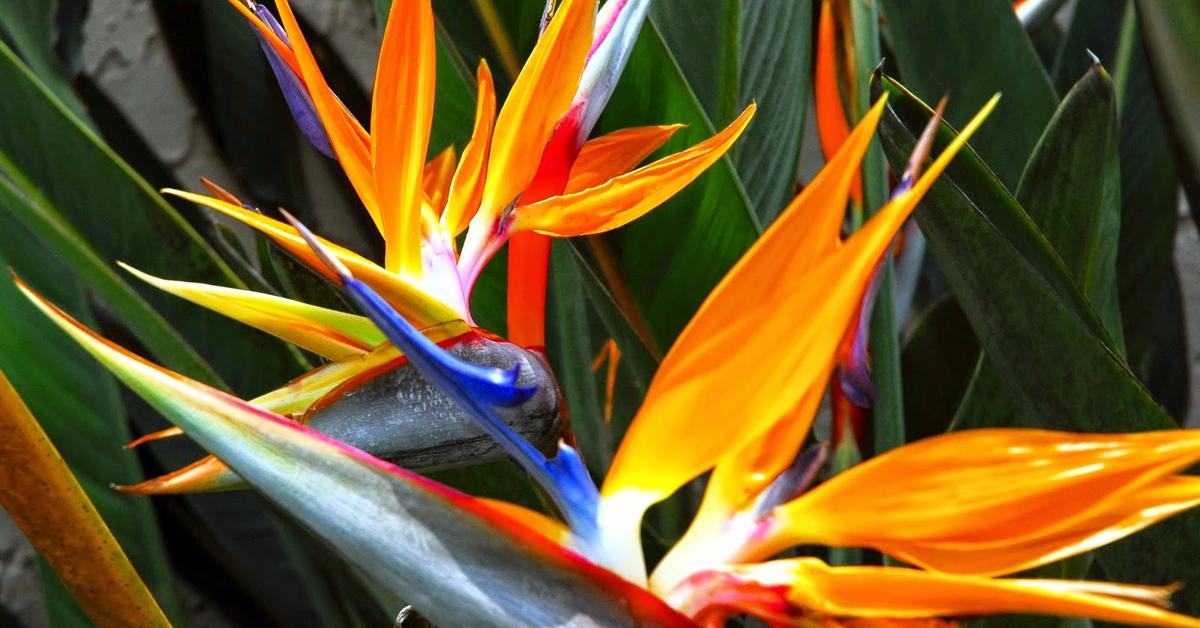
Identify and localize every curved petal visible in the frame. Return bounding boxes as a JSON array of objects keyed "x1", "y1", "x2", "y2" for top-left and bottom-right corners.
[
  {"x1": 126, "y1": 426, "x2": 183, "y2": 449},
  {"x1": 601, "y1": 97, "x2": 996, "y2": 509},
  {"x1": 814, "y1": 0, "x2": 861, "y2": 206},
  {"x1": 121, "y1": 263, "x2": 382, "y2": 360},
  {"x1": 164, "y1": 189, "x2": 461, "y2": 326},
  {"x1": 443, "y1": 61, "x2": 496, "y2": 238},
  {"x1": 763, "y1": 429, "x2": 1200, "y2": 576},
  {"x1": 423, "y1": 146, "x2": 457, "y2": 216},
  {"x1": 564, "y1": 124, "x2": 683, "y2": 194},
  {"x1": 271, "y1": 0, "x2": 380, "y2": 227},
  {"x1": 115, "y1": 455, "x2": 238, "y2": 494},
  {"x1": 512, "y1": 105, "x2": 755, "y2": 236},
  {"x1": 20, "y1": 279, "x2": 688, "y2": 627},
  {"x1": 477, "y1": 0, "x2": 595, "y2": 225},
  {"x1": 671, "y1": 559, "x2": 1200, "y2": 627},
  {"x1": 373, "y1": 0, "x2": 436, "y2": 273},
  {"x1": 879, "y1": 475, "x2": 1200, "y2": 577}
]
